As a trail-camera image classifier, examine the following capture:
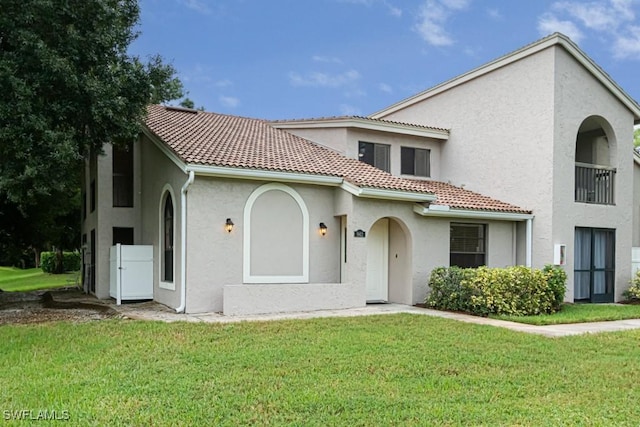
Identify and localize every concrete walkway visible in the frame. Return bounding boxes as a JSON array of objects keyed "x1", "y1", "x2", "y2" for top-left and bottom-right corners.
[{"x1": 104, "y1": 299, "x2": 640, "y2": 338}]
